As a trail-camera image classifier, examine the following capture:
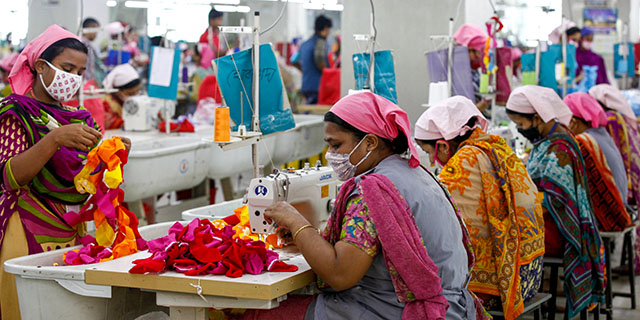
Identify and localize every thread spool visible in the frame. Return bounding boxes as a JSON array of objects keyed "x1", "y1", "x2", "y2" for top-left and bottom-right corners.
[{"x1": 214, "y1": 107, "x2": 231, "y2": 142}]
